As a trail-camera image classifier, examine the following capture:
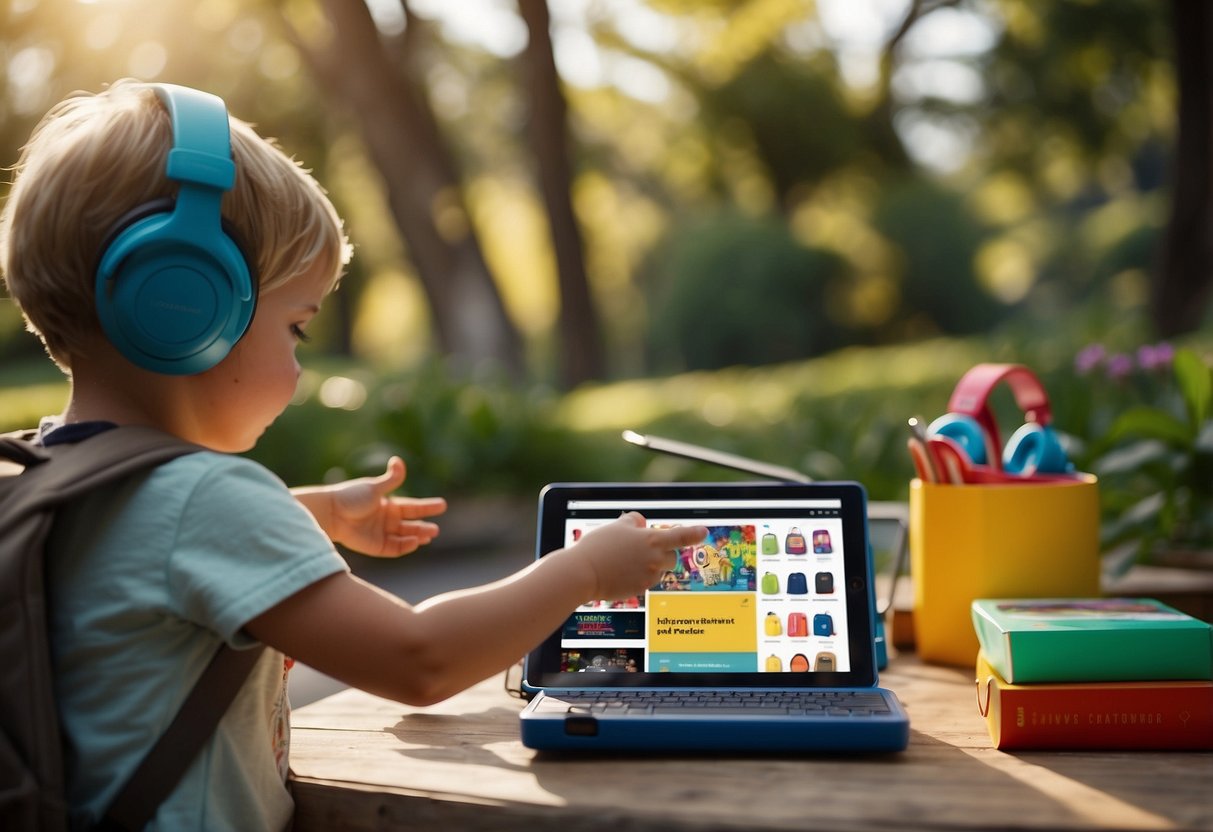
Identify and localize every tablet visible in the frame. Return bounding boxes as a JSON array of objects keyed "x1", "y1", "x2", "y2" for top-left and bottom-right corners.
[{"x1": 521, "y1": 481, "x2": 880, "y2": 694}]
